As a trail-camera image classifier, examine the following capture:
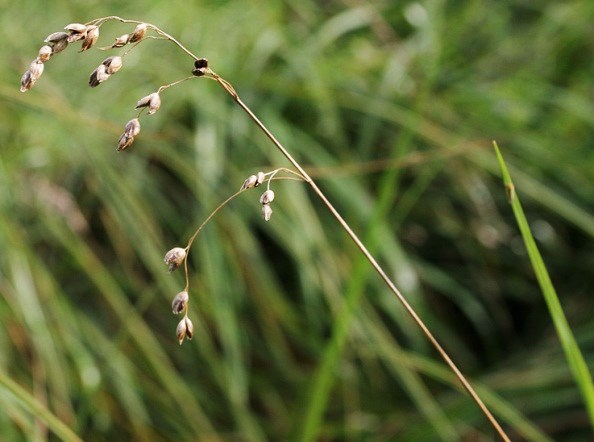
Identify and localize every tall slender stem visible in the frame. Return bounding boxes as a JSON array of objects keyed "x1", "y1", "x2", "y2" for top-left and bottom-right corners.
[
  {"x1": 216, "y1": 80, "x2": 511, "y2": 441},
  {"x1": 79, "y1": 16, "x2": 510, "y2": 439}
]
